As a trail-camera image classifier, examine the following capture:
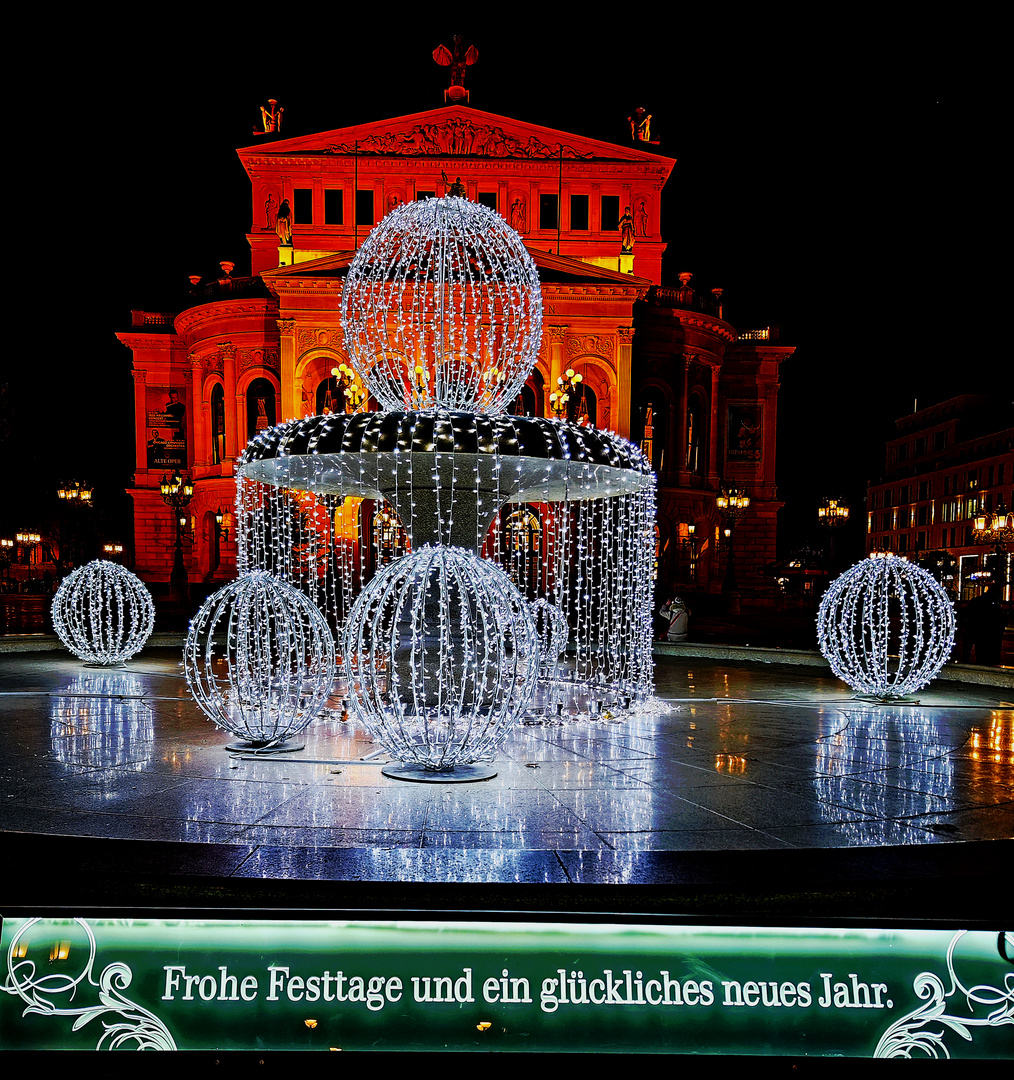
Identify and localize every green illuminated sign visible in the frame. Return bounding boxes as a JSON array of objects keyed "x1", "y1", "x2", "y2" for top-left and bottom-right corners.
[{"x1": 2, "y1": 918, "x2": 1011, "y2": 1056}]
